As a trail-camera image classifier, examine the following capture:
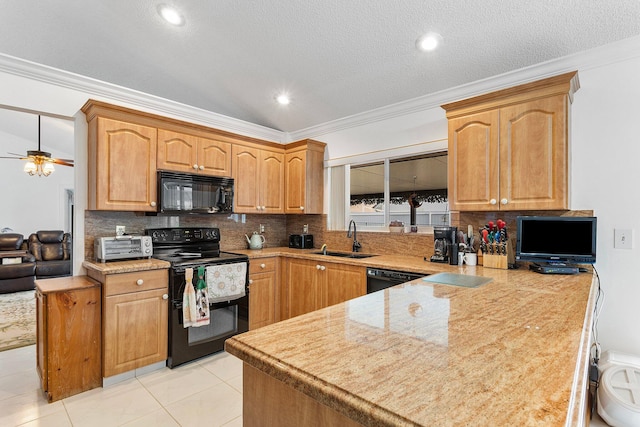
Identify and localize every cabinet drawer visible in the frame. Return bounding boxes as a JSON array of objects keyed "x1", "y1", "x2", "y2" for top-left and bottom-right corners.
[
  {"x1": 250, "y1": 258, "x2": 277, "y2": 275},
  {"x1": 103, "y1": 269, "x2": 167, "y2": 296}
]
